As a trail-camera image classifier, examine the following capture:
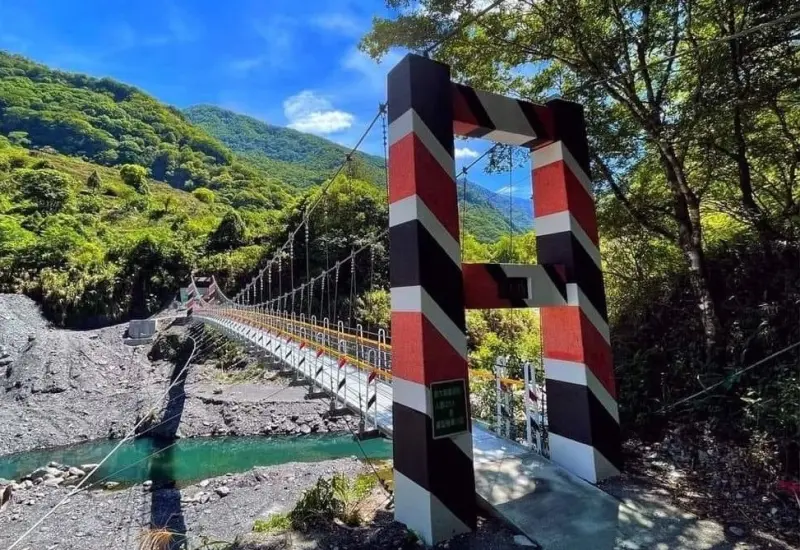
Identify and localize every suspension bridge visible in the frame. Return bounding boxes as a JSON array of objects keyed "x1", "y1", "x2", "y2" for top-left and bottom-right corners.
[
  {"x1": 7, "y1": 53, "x2": 630, "y2": 550},
  {"x1": 174, "y1": 53, "x2": 622, "y2": 547}
]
